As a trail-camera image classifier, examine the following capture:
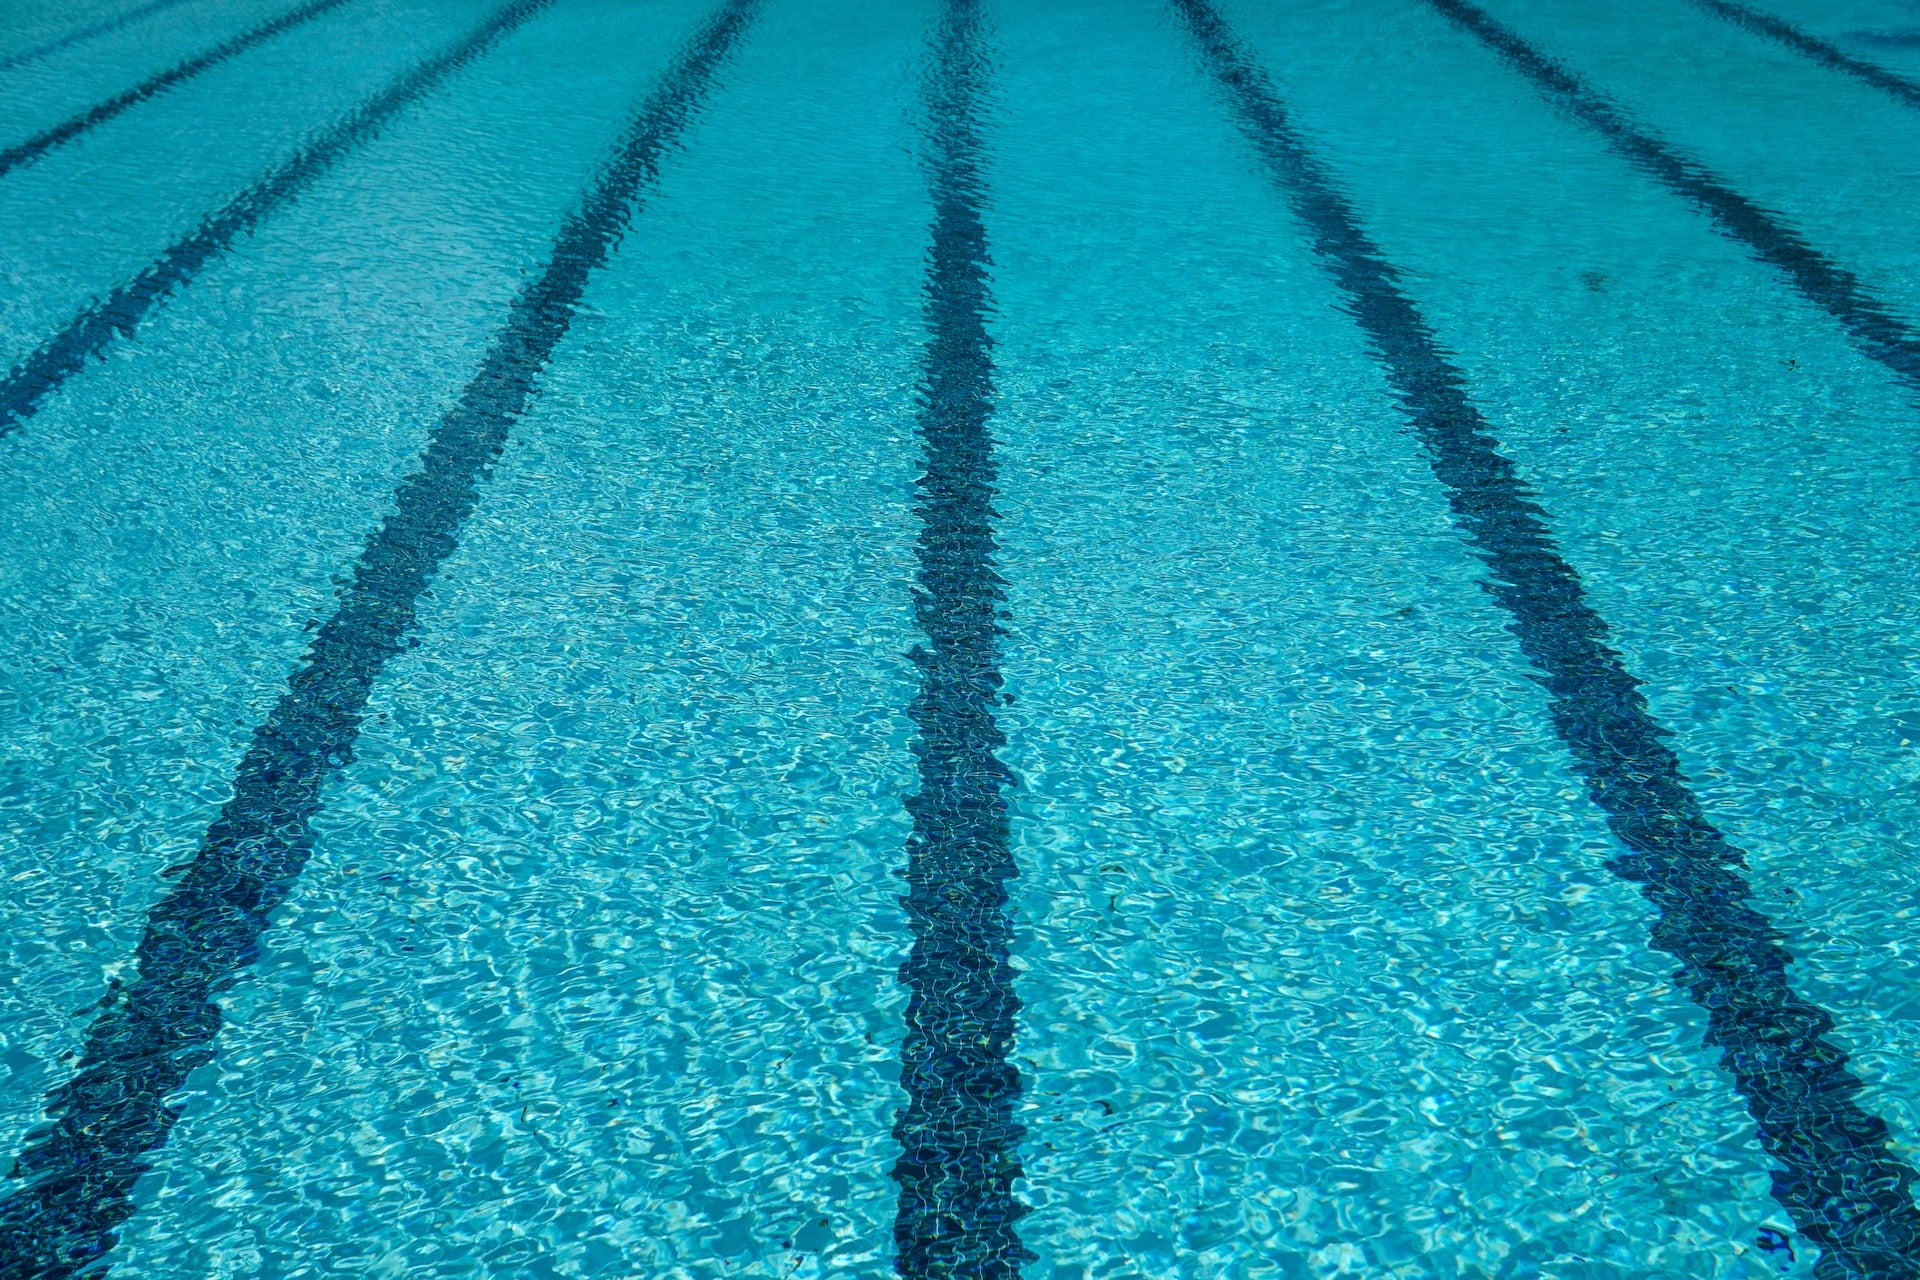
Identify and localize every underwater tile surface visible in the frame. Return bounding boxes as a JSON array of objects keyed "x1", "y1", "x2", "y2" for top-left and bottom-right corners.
[{"x1": 1, "y1": 0, "x2": 1918, "y2": 1274}]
